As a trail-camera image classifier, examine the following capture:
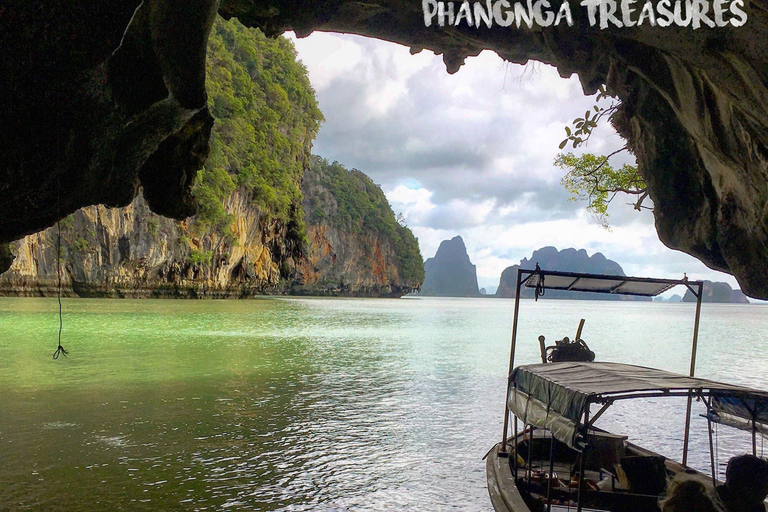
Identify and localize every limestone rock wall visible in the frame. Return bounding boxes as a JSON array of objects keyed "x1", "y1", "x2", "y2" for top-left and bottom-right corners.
[
  {"x1": 0, "y1": 185, "x2": 420, "y2": 298},
  {"x1": 681, "y1": 280, "x2": 751, "y2": 303},
  {"x1": 290, "y1": 224, "x2": 412, "y2": 297},
  {"x1": 0, "y1": 191, "x2": 284, "y2": 298},
  {"x1": 286, "y1": 157, "x2": 423, "y2": 297},
  {"x1": 496, "y1": 246, "x2": 646, "y2": 300}
]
